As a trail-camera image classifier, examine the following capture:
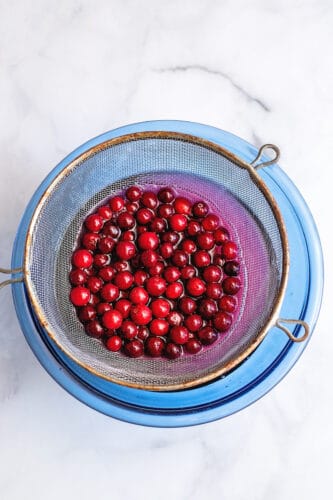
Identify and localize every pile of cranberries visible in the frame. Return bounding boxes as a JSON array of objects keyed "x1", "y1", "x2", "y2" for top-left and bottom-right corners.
[{"x1": 69, "y1": 186, "x2": 241, "y2": 359}]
